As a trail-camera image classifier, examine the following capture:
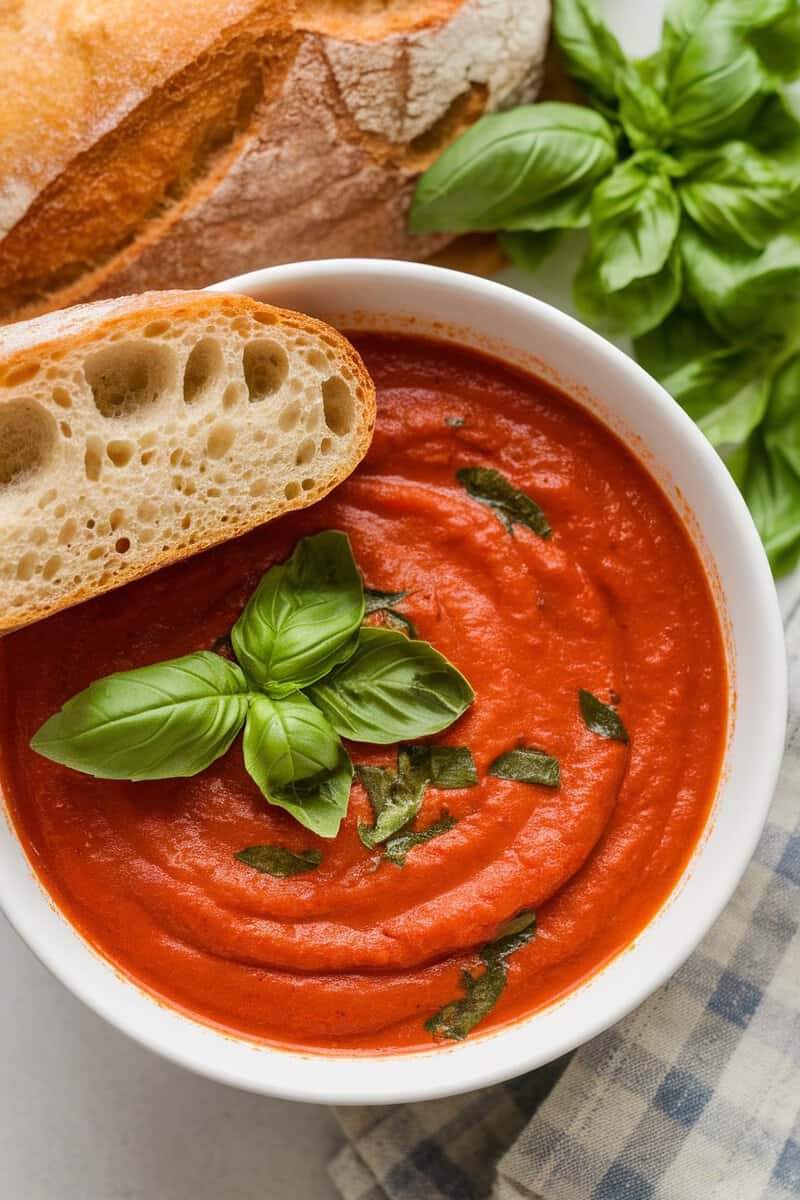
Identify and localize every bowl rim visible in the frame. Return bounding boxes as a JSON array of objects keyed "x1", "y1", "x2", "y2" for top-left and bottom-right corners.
[{"x1": 0, "y1": 259, "x2": 787, "y2": 1105}]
